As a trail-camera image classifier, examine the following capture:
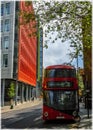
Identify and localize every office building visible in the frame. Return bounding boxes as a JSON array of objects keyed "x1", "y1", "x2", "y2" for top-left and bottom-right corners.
[{"x1": 1, "y1": 1, "x2": 37, "y2": 106}]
